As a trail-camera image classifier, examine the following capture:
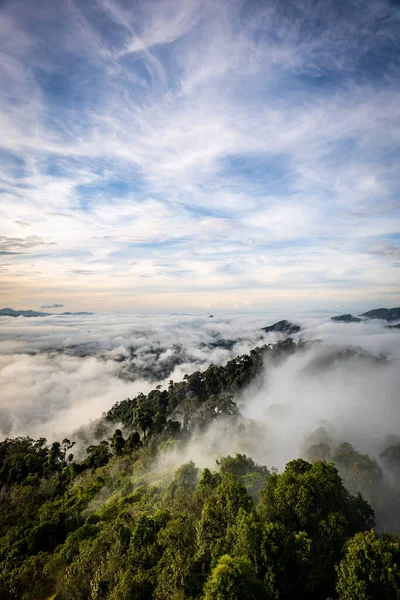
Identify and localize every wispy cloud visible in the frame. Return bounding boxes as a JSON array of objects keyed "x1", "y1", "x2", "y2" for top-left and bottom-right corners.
[
  {"x1": 0, "y1": 0, "x2": 399, "y2": 310},
  {"x1": 0, "y1": 235, "x2": 53, "y2": 255}
]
